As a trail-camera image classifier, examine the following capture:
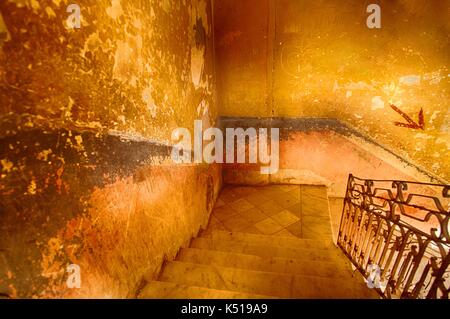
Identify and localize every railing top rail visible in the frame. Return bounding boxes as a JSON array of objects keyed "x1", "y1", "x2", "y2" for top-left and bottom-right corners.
[{"x1": 350, "y1": 174, "x2": 450, "y2": 188}]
